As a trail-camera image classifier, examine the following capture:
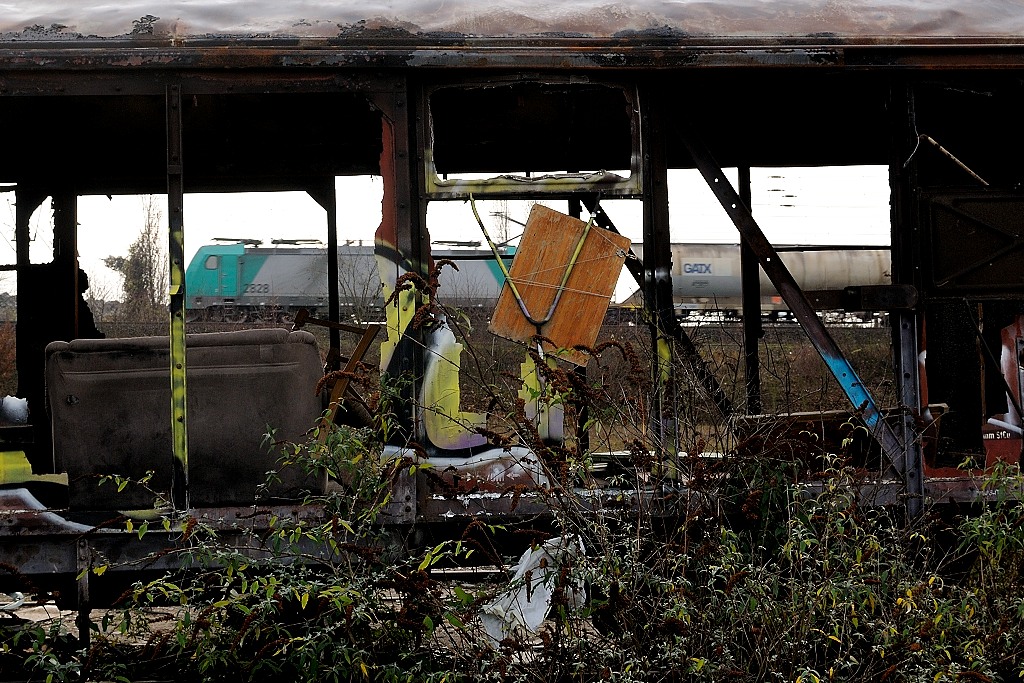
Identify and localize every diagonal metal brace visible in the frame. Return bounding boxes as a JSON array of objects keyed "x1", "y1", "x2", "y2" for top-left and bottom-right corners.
[
  {"x1": 679, "y1": 131, "x2": 917, "y2": 511},
  {"x1": 581, "y1": 197, "x2": 734, "y2": 420}
]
